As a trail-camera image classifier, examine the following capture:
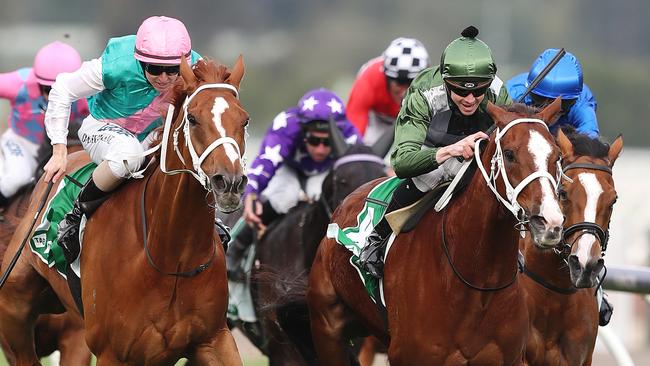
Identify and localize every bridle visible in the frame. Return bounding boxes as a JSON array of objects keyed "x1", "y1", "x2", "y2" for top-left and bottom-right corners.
[
  {"x1": 160, "y1": 83, "x2": 244, "y2": 191},
  {"x1": 475, "y1": 118, "x2": 561, "y2": 230},
  {"x1": 320, "y1": 153, "x2": 386, "y2": 218},
  {"x1": 140, "y1": 83, "x2": 243, "y2": 277},
  {"x1": 443, "y1": 118, "x2": 561, "y2": 292},
  {"x1": 553, "y1": 161, "x2": 613, "y2": 260}
]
